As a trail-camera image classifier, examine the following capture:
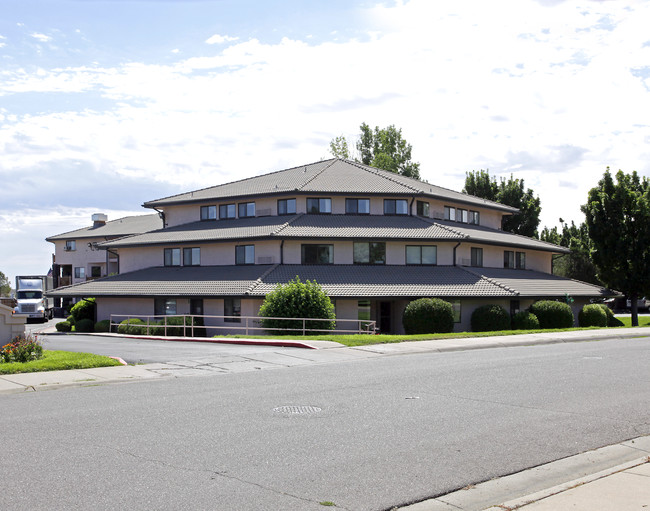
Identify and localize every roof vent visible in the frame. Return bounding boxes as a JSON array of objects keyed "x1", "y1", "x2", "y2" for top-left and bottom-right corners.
[{"x1": 92, "y1": 213, "x2": 108, "y2": 227}]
